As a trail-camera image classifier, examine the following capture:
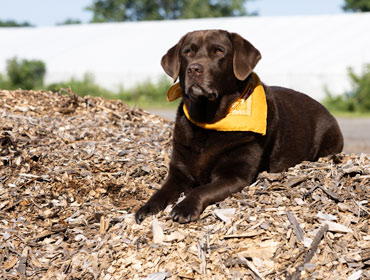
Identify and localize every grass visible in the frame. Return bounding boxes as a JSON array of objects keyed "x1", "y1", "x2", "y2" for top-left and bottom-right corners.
[
  {"x1": 329, "y1": 110, "x2": 370, "y2": 118},
  {"x1": 0, "y1": 72, "x2": 179, "y2": 109},
  {"x1": 124, "y1": 99, "x2": 180, "y2": 109},
  {"x1": 1, "y1": 71, "x2": 370, "y2": 114}
]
